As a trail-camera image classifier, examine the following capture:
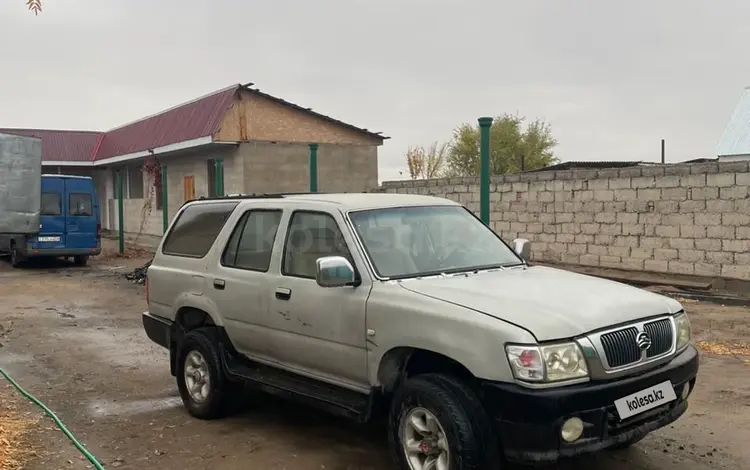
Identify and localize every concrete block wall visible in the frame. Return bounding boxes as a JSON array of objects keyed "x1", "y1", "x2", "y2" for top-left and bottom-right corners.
[
  {"x1": 379, "y1": 160, "x2": 750, "y2": 281},
  {"x1": 241, "y1": 142, "x2": 378, "y2": 194}
]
